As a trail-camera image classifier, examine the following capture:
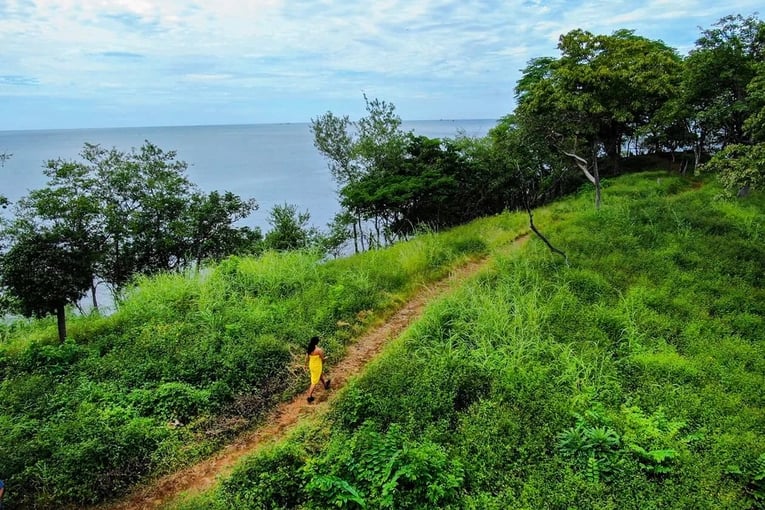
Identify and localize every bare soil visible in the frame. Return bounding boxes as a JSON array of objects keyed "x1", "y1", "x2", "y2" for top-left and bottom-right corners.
[{"x1": 99, "y1": 235, "x2": 528, "y2": 509}]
